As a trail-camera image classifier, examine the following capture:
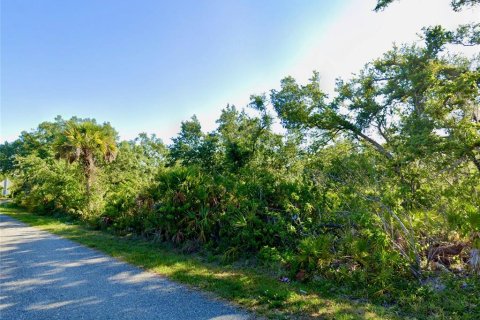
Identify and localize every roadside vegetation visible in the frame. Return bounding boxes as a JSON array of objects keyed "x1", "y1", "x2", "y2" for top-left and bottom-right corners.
[
  {"x1": 1, "y1": 202, "x2": 403, "y2": 319},
  {"x1": 1, "y1": 2, "x2": 479, "y2": 319}
]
